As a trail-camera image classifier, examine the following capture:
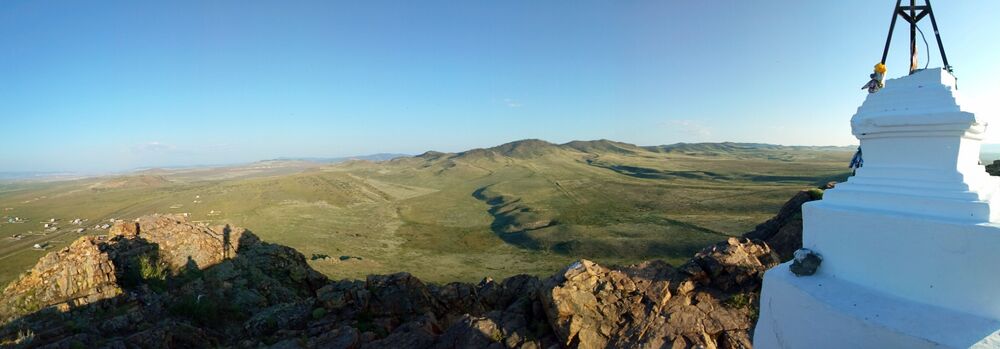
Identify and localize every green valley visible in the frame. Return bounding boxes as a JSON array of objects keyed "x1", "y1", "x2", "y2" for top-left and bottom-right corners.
[{"x1": 0, "y1": 140, "x2": 853, "y2": 285}]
